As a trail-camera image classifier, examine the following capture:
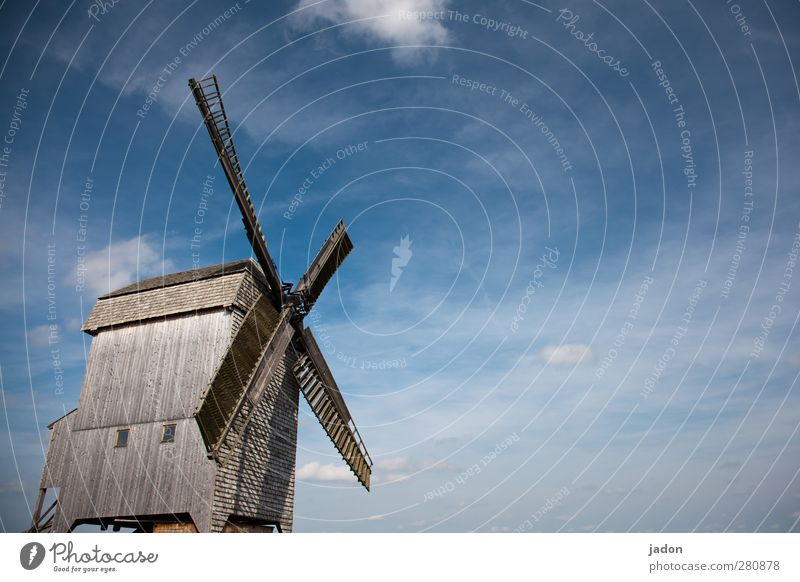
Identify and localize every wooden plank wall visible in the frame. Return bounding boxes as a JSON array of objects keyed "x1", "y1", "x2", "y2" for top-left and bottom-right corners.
[
  {"x1": 40, "y1": 265, "x2": 296, "y2": 532},
  {"x1": 44, "y1": 416, "x2": 216, "y2": 532},
  {"x1": 212, "y1": 348, "x2": 301, "y2": 532},
  {"x1": 43, "y1": 309, "x2": 234, "y2": 531},
  {"x1": 74, "y1": 310, "x2": 233, "y2": 430},
  {"x1": 230, "y1": 261, "x2": 270, "y2": 336},
  {"x1": 210, "y1": 268, "x2": 301, "y2": 531}
]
